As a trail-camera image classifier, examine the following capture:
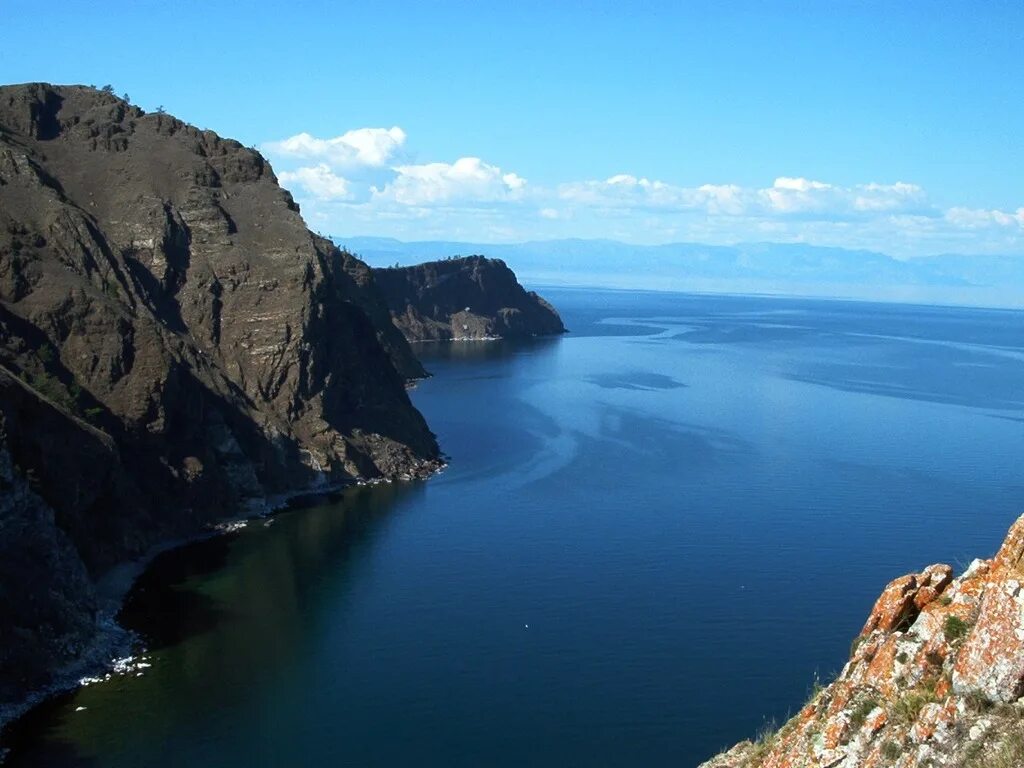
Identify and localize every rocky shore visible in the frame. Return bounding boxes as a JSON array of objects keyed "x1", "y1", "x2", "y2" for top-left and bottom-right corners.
[{"x1": 701, "y1": 513, "x2": 1024, "y2": 768}]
